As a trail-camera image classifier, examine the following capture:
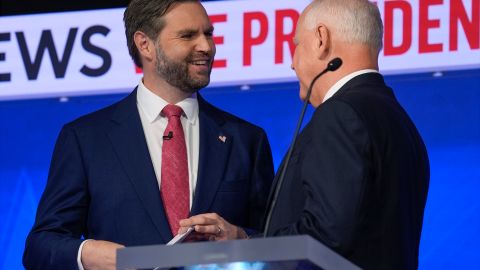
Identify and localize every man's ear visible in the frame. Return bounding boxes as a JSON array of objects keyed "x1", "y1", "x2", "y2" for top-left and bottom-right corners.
[
  {"x1": 134, "y1": 31, "x2": 155, "y2": 64},
  {"x1": 315, "y1": 24, "x2": 330, "y2": 60}
]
